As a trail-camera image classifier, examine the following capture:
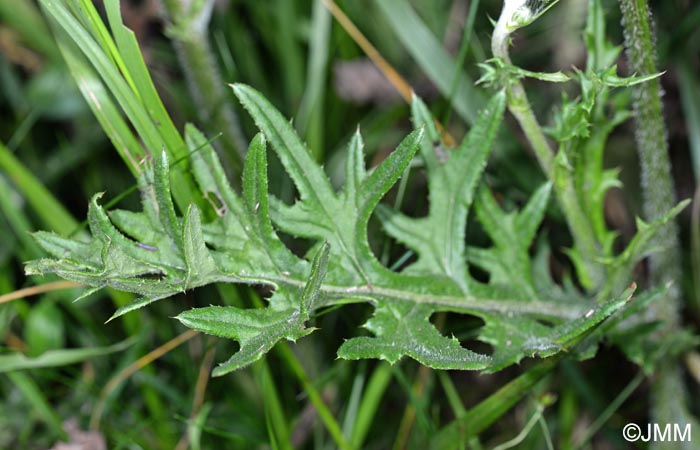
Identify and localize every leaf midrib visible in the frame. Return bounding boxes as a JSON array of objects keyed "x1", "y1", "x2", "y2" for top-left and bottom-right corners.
[{"x1": 259, "y1": 273, "x2": 592, "y2": 320}]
